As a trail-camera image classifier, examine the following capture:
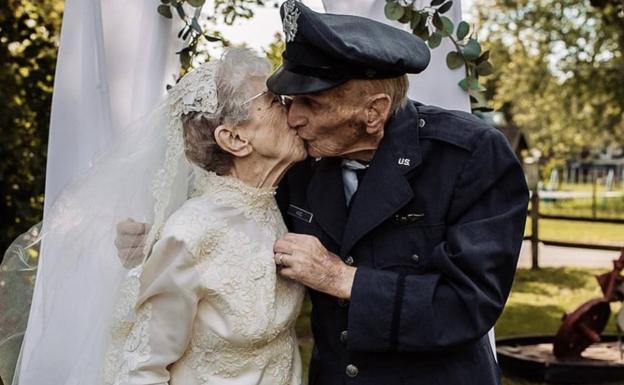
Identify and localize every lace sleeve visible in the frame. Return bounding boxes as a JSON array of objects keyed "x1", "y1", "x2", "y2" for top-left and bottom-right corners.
[{"x1": 107, "y1": 236, "x2": 203, "y2": 385}]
